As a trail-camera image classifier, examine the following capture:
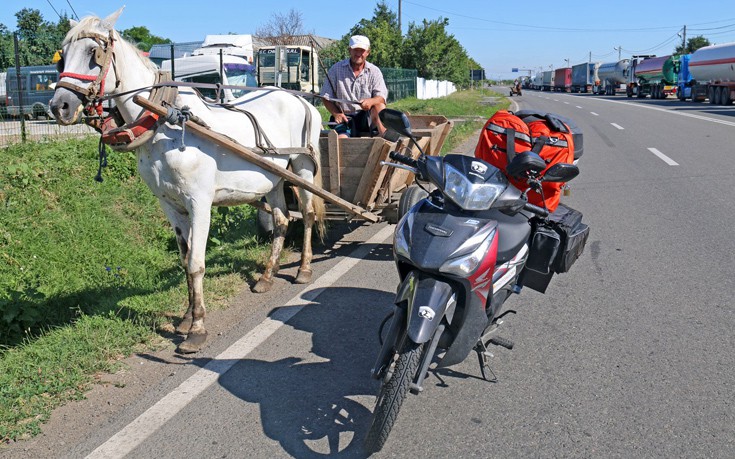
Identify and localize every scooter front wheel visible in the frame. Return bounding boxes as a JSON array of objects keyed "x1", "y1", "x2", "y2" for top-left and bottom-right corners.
[{"x1": 364, "y1": 339, "x2": 424, "y2": 453}]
